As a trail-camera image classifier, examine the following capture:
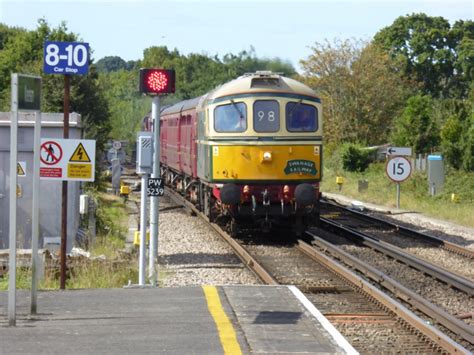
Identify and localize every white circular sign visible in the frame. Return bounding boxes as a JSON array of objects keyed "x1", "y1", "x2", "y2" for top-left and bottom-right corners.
[
  {"x1": 386, "y1": 156, "x2": 412, "y2": 182},
  {"x1": 112, "y1": 141, "x2": 122, "y2": 150}
]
